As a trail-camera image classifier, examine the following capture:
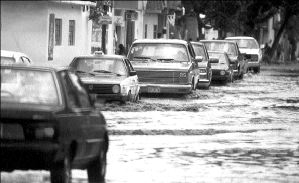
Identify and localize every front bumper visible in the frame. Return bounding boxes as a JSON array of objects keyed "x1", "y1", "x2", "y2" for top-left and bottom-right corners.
[
  {"x1": 0, "y1": 141, "x2": 60, "y2": 171},
  {"x1": 139, "y1": 83, "x2": 192, "y2": 94},
  {"x1": 93, "y1": 93, "x2": 128, "y2": 102},
  {"x1": 247, "y1": 61, "x2": 260, "y2": 69},
  {"x1": 212, "y1": 70, "x2": 230, "y2": 81}
]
